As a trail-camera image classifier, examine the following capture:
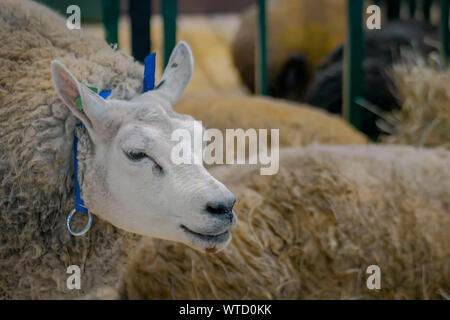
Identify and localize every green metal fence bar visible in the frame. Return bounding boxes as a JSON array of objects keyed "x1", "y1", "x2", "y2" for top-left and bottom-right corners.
[
  {"x1": 343, "y1": 0, "x2": 364, "y2": 131},
  {"x1": 101, "y1": 0, "x2": 120, "y2": 46},
  {"x1": 129, "y1": 0, "x2": 151, "y2": 63},
  {"x1": 387, "y1": 0, "x2": 401, "y2": 20},
  {"x1": 256, "y1": 0, "x2": 268, "y2": 95},
  {"x1": 162, "y1": 0, "x2": 178, "y2": 67},
  {"x1": 423, "y1": 0, "x2": 433, "y2": 20},
  {"x1": 408, "y1": 0, "x2": 417, "y2": 17},
  {"x1": 441, "y1": 0, "x2": 450, "y2": 62}
]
